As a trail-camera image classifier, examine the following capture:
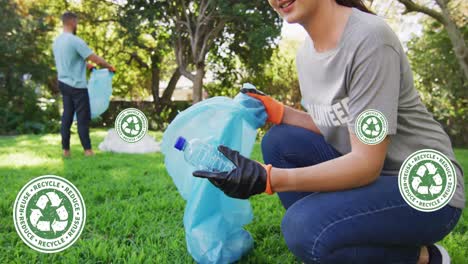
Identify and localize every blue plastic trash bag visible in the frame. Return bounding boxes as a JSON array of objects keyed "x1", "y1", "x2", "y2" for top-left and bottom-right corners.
[
  {"x1": 74, "y1": 68, "x2": 113, "y2": 120},
  {"x1": 88, "y1": 69, "x2": 113, "y2": 118},
  {"x1": 161, "y1": 84, "x2": 267, "y2": 264}
]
